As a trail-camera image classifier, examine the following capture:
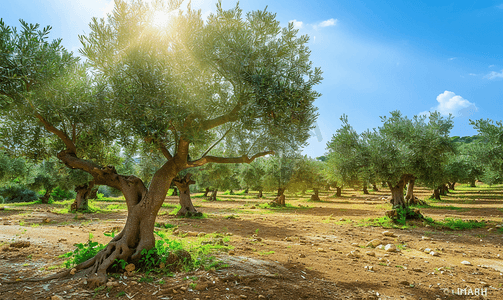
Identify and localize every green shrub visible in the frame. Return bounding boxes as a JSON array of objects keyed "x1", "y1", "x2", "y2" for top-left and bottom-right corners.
[
  {"x1": 51, "y1": 186, "x2": 75, "y2": 201},
  {"x1": 0, "y1": 185, "x2": 38, "y2": 203}
]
